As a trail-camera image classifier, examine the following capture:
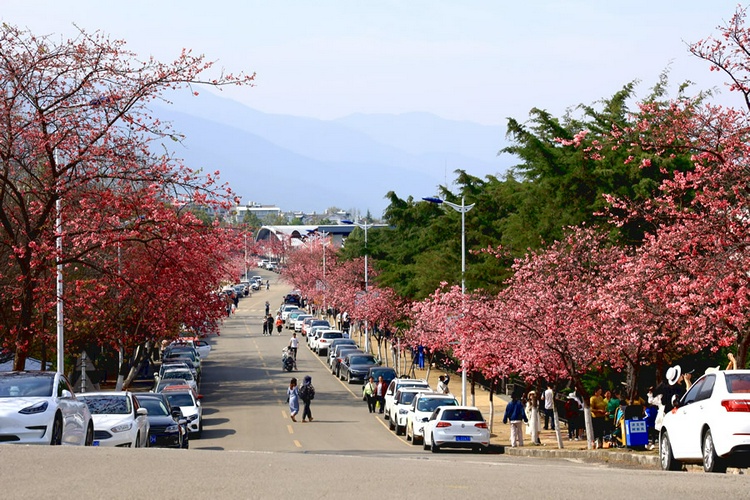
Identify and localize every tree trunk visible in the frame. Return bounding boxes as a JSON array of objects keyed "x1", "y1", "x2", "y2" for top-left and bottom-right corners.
[
  {"x1": 488, "y1": 379, "x2": 495, "y2": 437},
  {"x1": 583, "y1": 404, "x2": 594, "y2": 450},
  {"x1": 470, "y1": 374, "x2": 476, "y2": 407},
  {"x1": 552, "y1": 399, "x2": 564, "y2": 449},
  {"x1": 121, "y1": 341, "x2": 152, "y2": 389}
]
